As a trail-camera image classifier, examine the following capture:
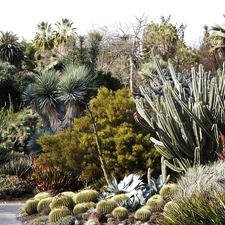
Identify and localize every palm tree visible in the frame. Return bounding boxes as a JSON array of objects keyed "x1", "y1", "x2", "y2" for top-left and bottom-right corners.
[
  {"x1": 33, "y1": 21, "x2": 54, "y2": 66},
  {"x1": 0, "y1": 31, "x2": 24, "y2": 68},
  {"x1": 209, "y1": 14, "x2": 225, "y2": 57},
  {"x1": 53, "y1": 18, "x2": 76, "y2": 56}
]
